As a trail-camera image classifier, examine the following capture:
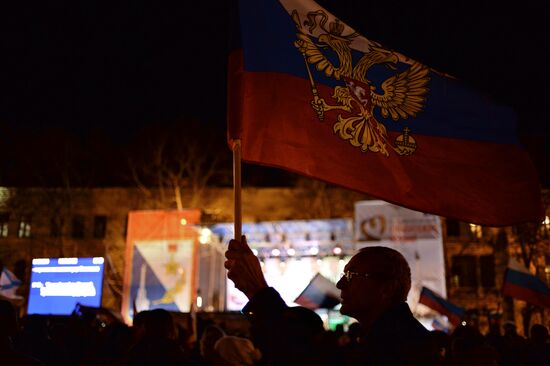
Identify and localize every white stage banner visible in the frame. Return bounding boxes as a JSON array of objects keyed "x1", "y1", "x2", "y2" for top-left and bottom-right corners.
[{"x1": 355, "y1": 200, "x2": 446, "y2": 318}]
